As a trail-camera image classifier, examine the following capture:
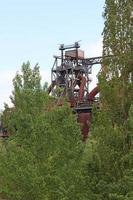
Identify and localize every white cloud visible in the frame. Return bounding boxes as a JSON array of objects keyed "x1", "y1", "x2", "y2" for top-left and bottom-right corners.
[
  {"x1": 83, "y1": 39, "x2": 103, "y2": 58},
  {"x1": 41, "y1": 68, "x2": 51, "y2": 85}
]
